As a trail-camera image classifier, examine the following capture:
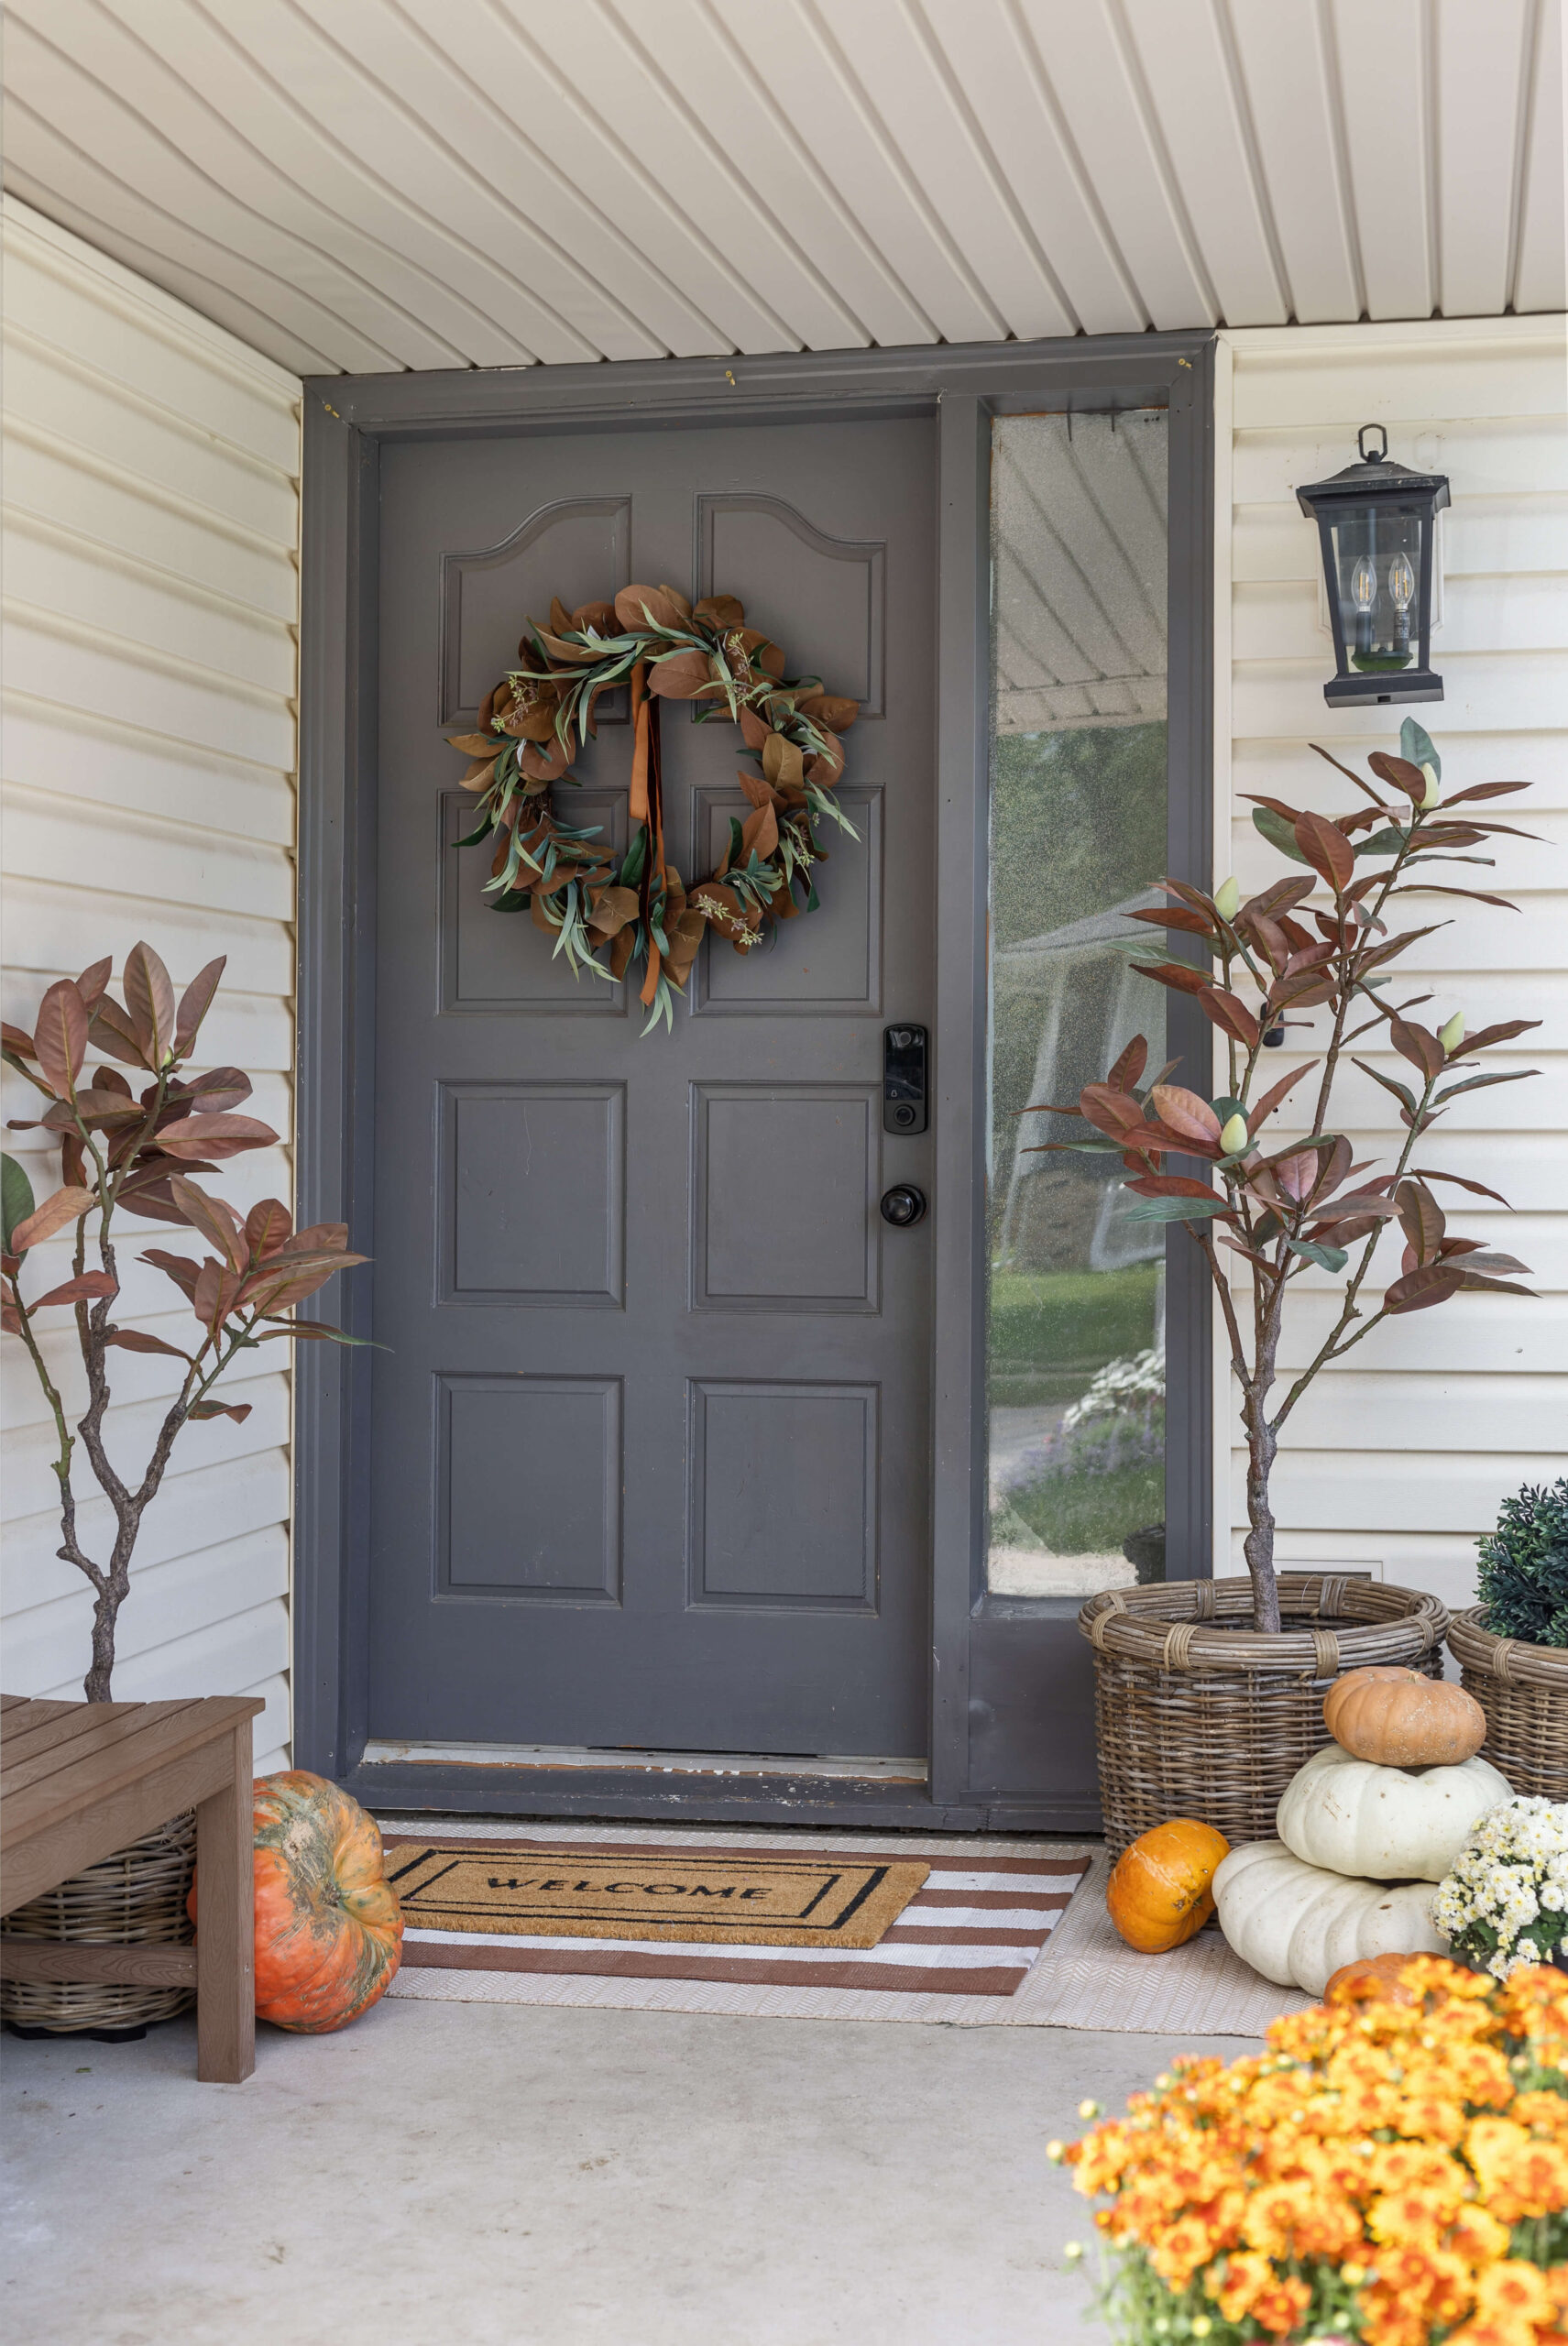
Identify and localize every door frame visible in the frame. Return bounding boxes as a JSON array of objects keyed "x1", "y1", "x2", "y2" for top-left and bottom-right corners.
[{"x1": 294, "y1": 332, "x2": 1214, "y2": 1828}]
